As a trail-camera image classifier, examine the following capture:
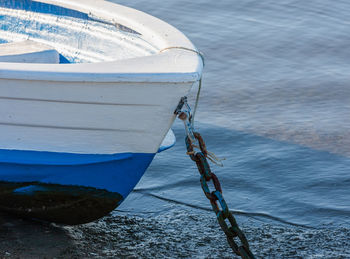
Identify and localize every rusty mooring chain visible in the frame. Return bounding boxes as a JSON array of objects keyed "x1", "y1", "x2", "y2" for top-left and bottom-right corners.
[{"x1": 175, "y1": 97, "x2": 256, "y2": 259}]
